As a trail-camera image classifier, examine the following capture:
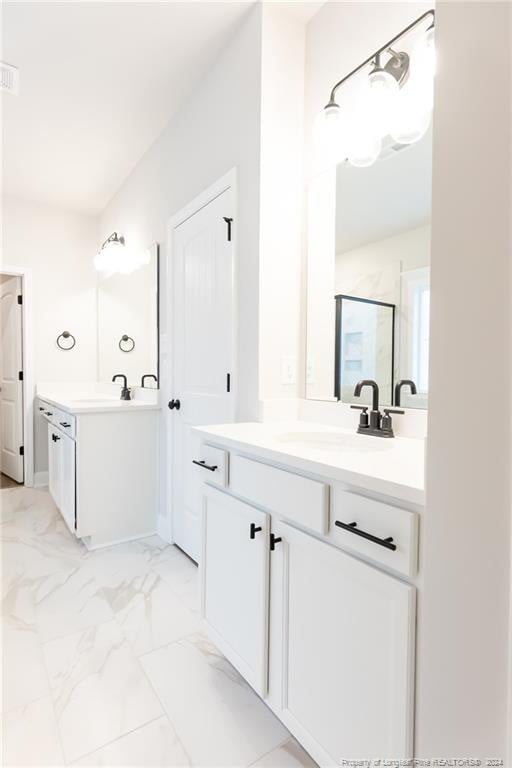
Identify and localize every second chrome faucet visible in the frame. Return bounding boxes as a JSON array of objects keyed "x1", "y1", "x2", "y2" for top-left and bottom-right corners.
[{"x1": 351, "y1": 379, "x2": 403, "y2": 438}]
